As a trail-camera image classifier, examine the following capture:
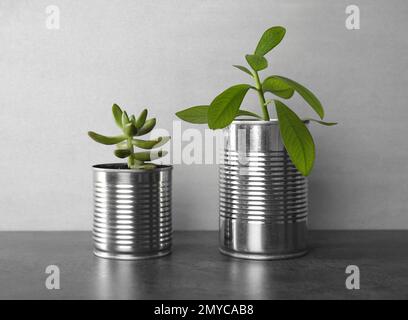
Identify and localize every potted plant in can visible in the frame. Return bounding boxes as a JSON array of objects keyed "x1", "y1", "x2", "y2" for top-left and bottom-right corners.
[
  {"x1": 88, "y1": 104, "x2": 172, "y2": 260},
  {"x1": 176, "y1": 26, "x2": 336, "y2": 260}
]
